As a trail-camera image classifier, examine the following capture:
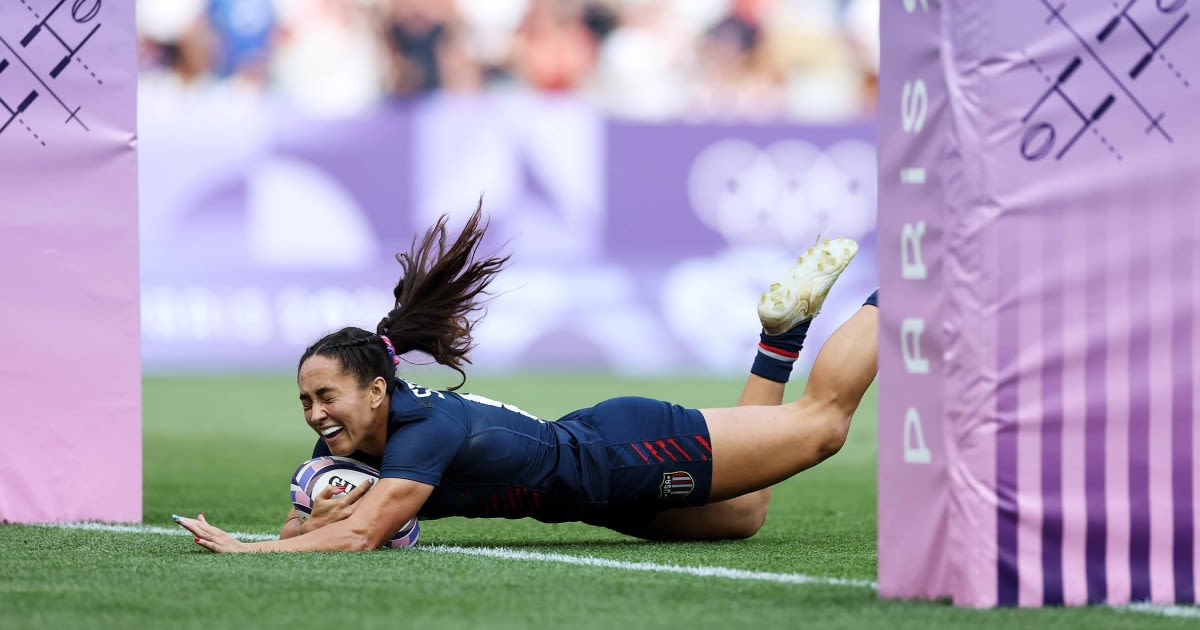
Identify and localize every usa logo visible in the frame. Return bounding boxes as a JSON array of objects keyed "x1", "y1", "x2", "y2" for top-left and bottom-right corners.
[{"x1": 660, "y1": 471, "x2": 695, "y2": 499}]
